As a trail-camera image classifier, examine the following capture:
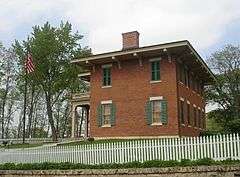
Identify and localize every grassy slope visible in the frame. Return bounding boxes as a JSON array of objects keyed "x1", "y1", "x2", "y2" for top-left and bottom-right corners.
[{"x1": 0, "y1": 143, "x2": 47, "y2": 149}]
